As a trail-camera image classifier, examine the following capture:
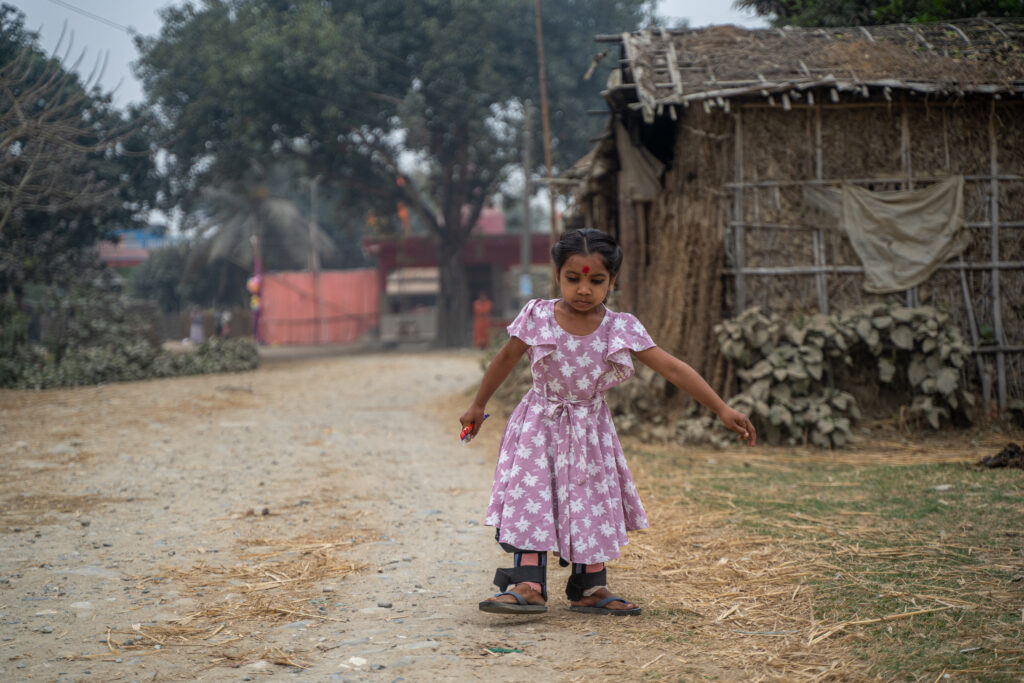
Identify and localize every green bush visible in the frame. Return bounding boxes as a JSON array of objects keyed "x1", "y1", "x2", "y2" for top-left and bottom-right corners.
[
  {"x1": 9, "y1": 337, "x2": 260, "y2": 389},
  {"x1": 715, "y1": 304, "x2": 973, "y2": 447},
  {"x1": 2, "y1": 276, "x2": 259, "y2": 389},
  {"x1": 162, "y1": 337, "x2": 261, "y2": 377},
  {"x1": 8, "y1": 337, "x2": 259, "y2": 389}
]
